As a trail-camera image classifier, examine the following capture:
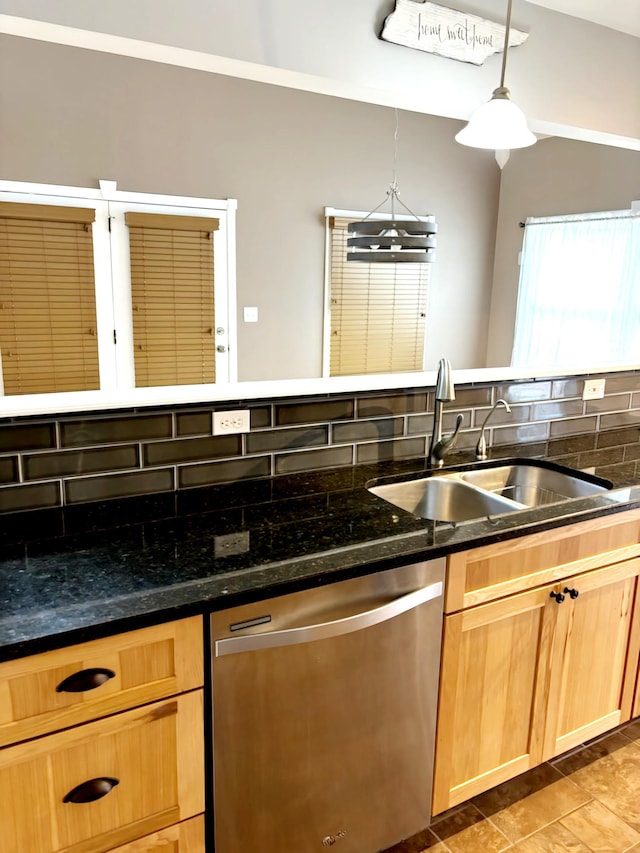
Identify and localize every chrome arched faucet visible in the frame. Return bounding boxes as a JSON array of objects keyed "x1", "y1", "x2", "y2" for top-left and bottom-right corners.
[
  {"x1": 429, "y1": 358, "x2": 463, "y2": 468},
  {"x1": 475, "y1": 399, "x2": 511, "y2": 460}
]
